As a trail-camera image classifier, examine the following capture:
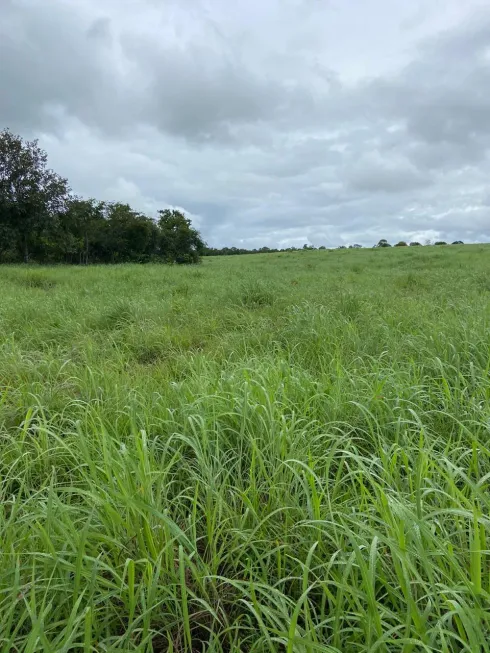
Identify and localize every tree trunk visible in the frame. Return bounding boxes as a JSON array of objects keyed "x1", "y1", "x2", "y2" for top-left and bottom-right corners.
[
  {"x1": 23, "y1": 236, "x2": 29, "y2": 263},
  {"x1": 85, "y1": 232, "x2": 89, "y2": 265}
]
